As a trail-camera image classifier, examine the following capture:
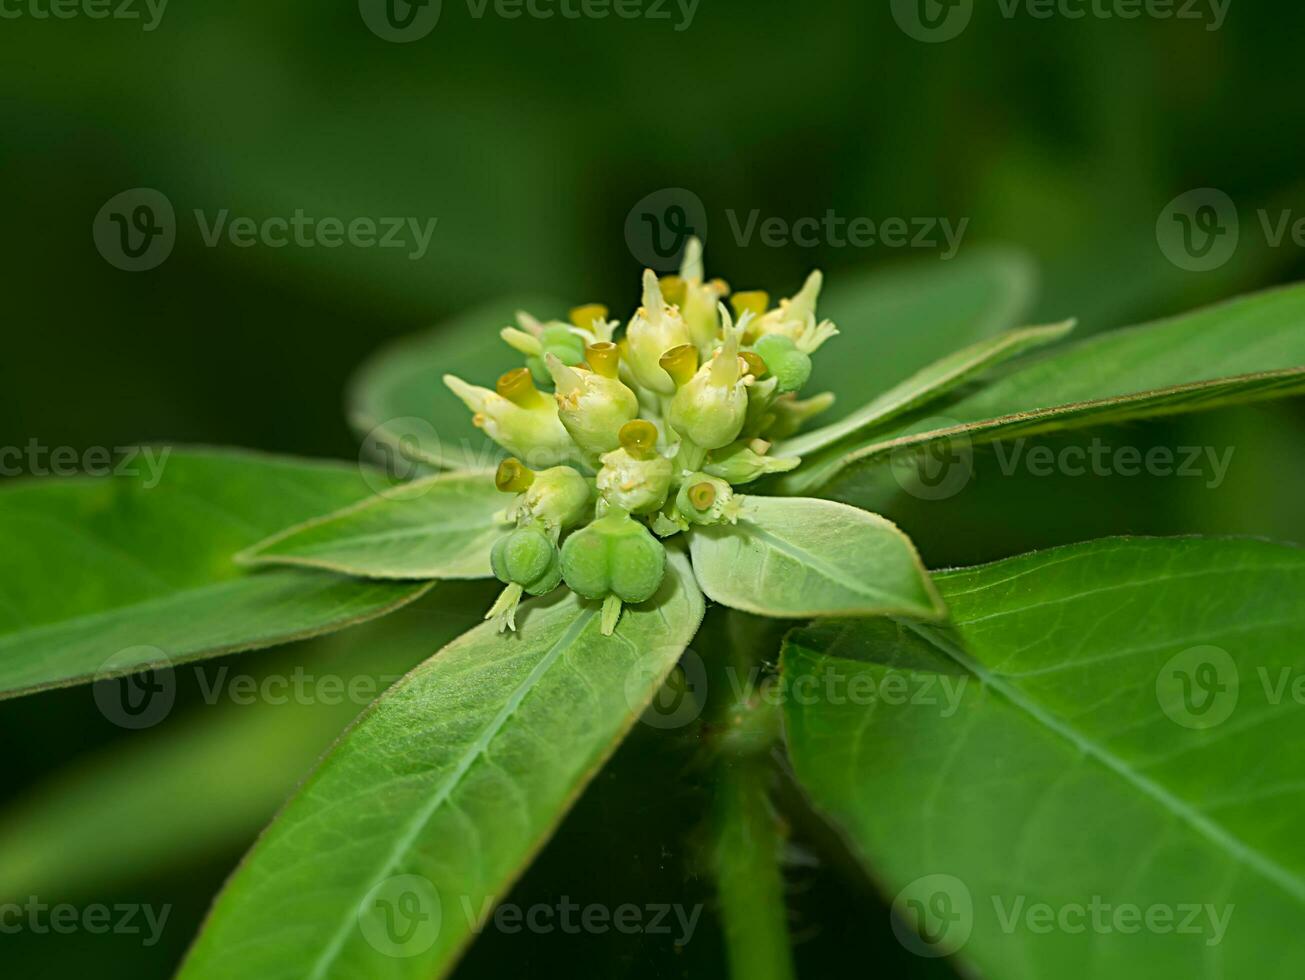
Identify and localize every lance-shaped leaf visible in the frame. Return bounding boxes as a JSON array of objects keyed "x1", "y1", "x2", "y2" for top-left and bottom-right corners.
[
  {"x1": 689, "y1": 497, "x2": 944, "y2": 620},
  {"x1": 778, "y1": 320, "x2": 1074, "y2": 459},
  {"x1": 240, "y1": 472, "x2": 507, "y2": 580},
  {"x1": 781, "y1": 283, "x2": 1305, "y2": 495},
  {"x1": 0, "y1": 584, "x2": 495, "y2": 901},
  {"x1": 348, "y1": 295, "x2": 562, "y2": 472},
  {"x1": 782, "y1": 536, "x2": 1305, "y2": 980},
  {"x1": 178, "y1": 551, "x2": 705, "y2": 980},
  {"x1": 0, "y1": 449, "x2": 429, "y2": 699},
  {"x1": 811, "y1": 245, "x2": 1037, "y2": 423}
]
